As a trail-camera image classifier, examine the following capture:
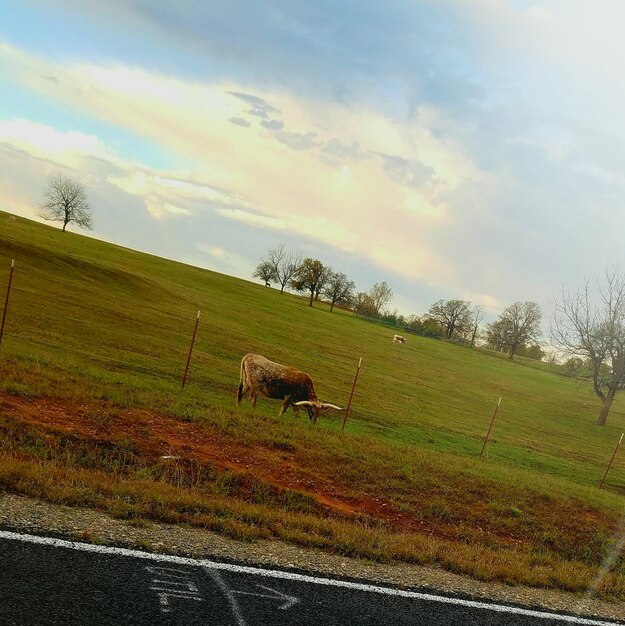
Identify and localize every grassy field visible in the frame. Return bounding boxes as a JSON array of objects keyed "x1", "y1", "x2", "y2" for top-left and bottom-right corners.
[{"x1": 0, "y1": 212, "x2": 624, "y2": 598}]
